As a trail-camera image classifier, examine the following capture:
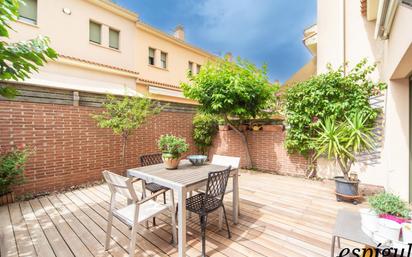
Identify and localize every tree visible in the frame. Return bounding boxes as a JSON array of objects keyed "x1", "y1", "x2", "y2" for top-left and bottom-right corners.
[
  {"x1": 181, "y1": 57, "x2": 278, "y2": 168},
  {"x1": 0, "y1": 0, "x2": 57, "y2": 98},
  {"x1": 313, "y1": 113, "x2": 376, "y2": 180},
  {"x1": 93, "y1": 95, "x2": 162, "y2": 172},
  {"x1": 192, "y1": 113, "x2": 219, "y2": 155},
  {"x1": 284, "y1": 59, "x2": 386, "y2": 177}
]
